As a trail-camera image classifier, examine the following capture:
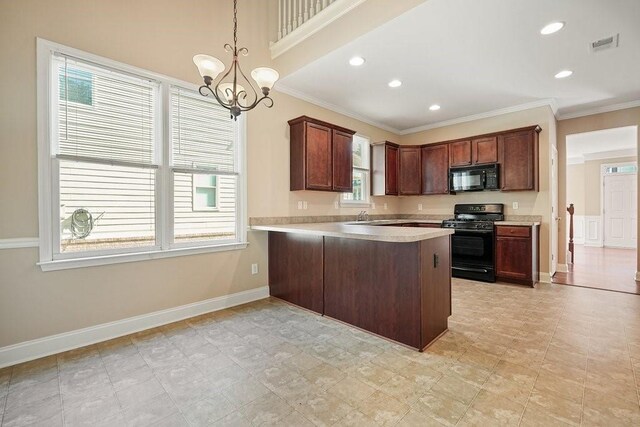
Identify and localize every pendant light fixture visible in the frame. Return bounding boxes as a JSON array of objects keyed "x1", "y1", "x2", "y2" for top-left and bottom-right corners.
[{"x1": 193, "y1": 0, "x2": 279, "y2": 120}]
